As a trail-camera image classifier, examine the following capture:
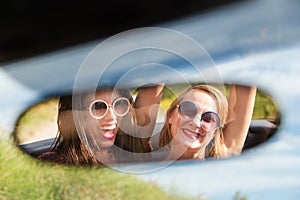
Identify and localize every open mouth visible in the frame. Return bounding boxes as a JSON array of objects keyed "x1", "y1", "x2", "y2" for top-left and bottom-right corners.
[
  {"x1": 181, "y1": 128, "x2": 206, "y2": 140},
  {"x1": 98, "y1": 124, "x2": 117, "y2": 140}
]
